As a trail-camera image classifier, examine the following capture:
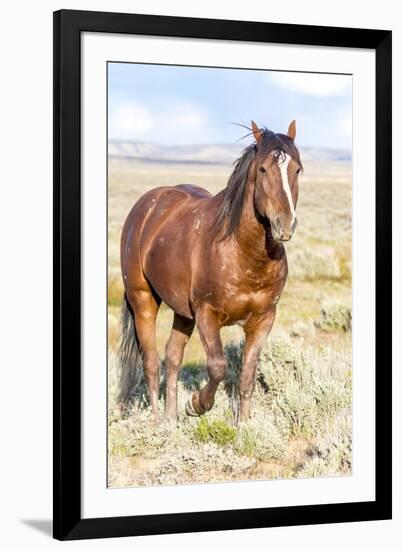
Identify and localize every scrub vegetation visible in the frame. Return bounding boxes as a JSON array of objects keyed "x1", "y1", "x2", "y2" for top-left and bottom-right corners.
[{"x1": 107, "y1": 154, "x2": 352, "y2": 487}]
